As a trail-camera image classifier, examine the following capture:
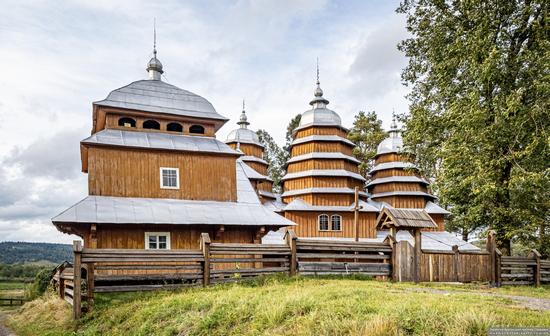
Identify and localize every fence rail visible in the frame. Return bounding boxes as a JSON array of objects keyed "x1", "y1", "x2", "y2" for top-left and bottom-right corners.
[{"x1": 0, "y1": 298, "x2": 27, "y2": 306}]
